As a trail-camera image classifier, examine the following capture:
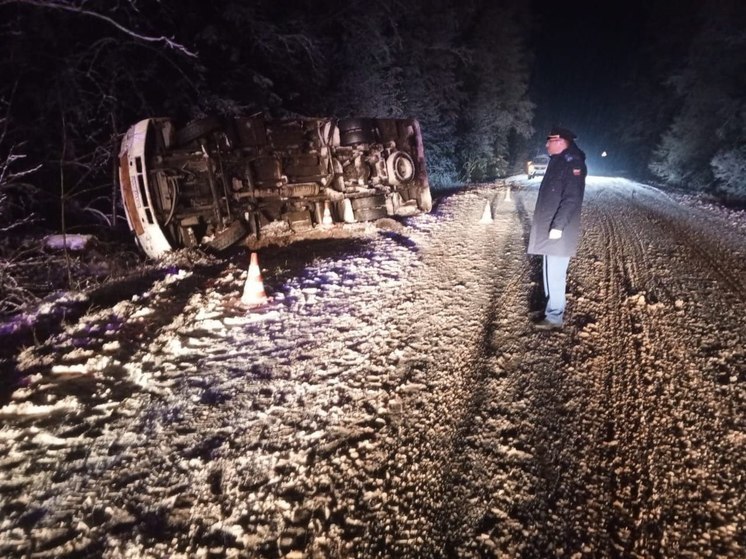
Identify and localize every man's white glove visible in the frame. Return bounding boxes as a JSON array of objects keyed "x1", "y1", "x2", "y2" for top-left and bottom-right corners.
[{"x1": 549, "y1": 228, "x2": 563, "y2": 240}]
